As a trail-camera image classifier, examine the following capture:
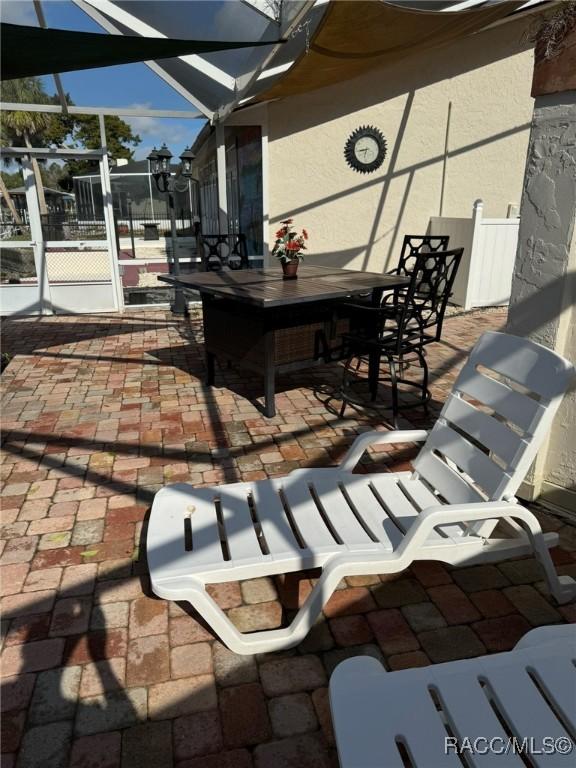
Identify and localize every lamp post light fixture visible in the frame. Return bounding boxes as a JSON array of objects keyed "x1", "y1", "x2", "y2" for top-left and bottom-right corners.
[
  {"x1": 179, "y1": 147, "x2": 196, "y2": 178},
  {"x1": 147, "y1": 143, "x2": 196, "y2": 315}
]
